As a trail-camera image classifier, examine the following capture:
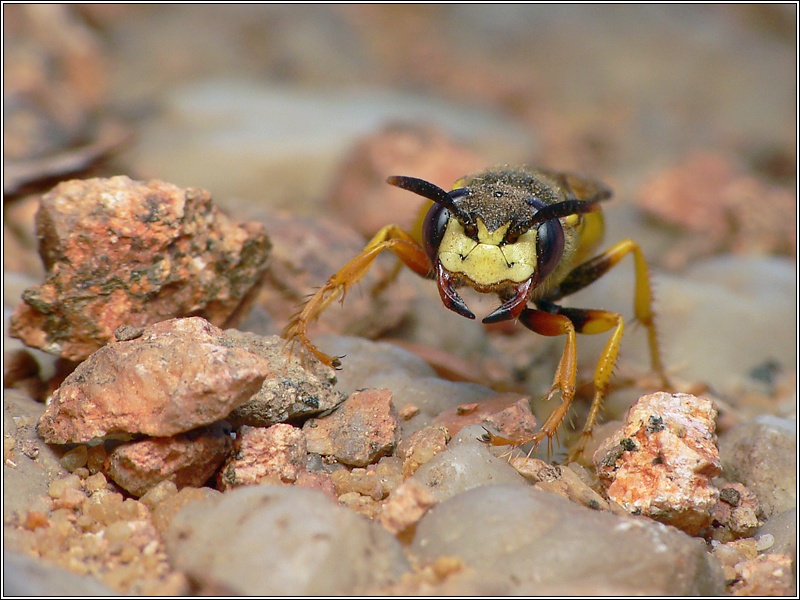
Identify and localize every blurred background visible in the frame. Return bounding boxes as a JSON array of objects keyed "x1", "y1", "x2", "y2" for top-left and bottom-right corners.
[{"x1": 4, "y1": 4, "x2": 796, "y2": 411}]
